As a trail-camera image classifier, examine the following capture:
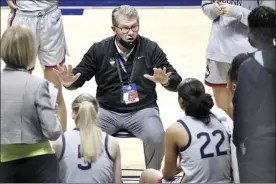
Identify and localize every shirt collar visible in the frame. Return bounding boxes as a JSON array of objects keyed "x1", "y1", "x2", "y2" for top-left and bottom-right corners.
[{"x1": 114, "y1": 39, "x2": 134, "y2": 61}]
